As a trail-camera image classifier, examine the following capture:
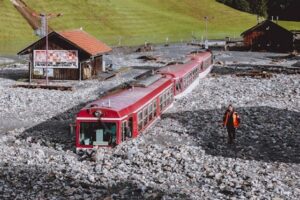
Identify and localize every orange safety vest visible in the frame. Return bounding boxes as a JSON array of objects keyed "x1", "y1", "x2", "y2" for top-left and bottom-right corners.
[{"x1": 223, "y1": 111, "x2": 240, "y2": 128}]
